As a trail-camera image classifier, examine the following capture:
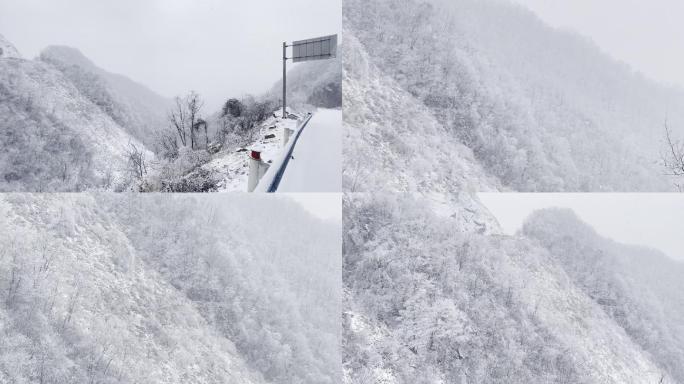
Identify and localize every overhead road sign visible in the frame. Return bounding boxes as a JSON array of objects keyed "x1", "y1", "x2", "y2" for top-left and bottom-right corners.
[
  {"x1": 282, "y1": 34, "x2": 338, "y2": 118},
  {"x1": 291, "y1": 35, "x2": 338, "y2": 63}
]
